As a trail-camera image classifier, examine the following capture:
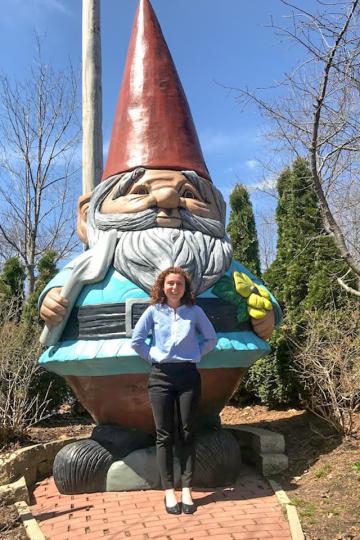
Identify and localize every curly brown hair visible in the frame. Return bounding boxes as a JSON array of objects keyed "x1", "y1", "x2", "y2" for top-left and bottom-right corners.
[{"x1": 150, "y1": 267, "x2": 195, "y2": 306}]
